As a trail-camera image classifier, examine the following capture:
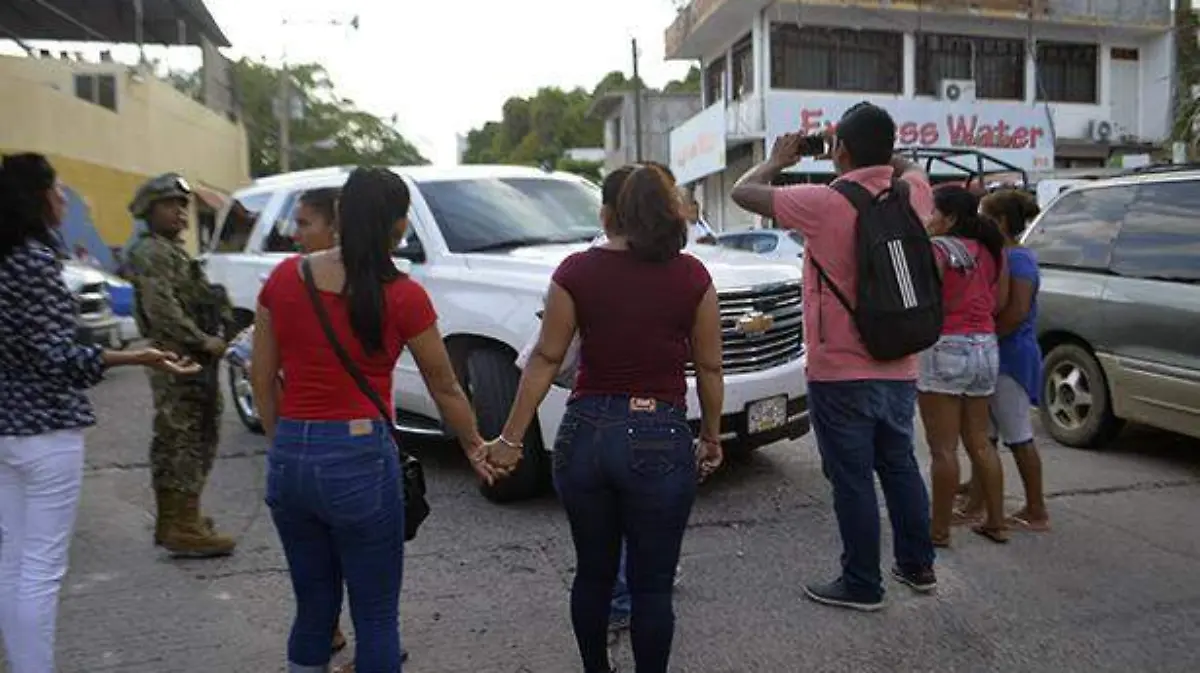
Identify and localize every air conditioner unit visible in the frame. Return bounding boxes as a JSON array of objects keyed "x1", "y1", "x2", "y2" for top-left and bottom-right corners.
[
  {"x1": 1089, "y1": 119, "x2": 1114, "y2": 143},
  {"x1": 939, "y1": 79, "x2": 977, "y2": 103}
]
